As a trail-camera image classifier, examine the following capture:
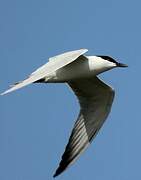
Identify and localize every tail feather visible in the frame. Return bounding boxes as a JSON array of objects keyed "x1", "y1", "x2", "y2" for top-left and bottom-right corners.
[
  {"x1": 9, "y1": 81, "x2": 22, "y2": 87},
  {"x1": 1, "y1": 76, "x2": 49, "y2": 95}
]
